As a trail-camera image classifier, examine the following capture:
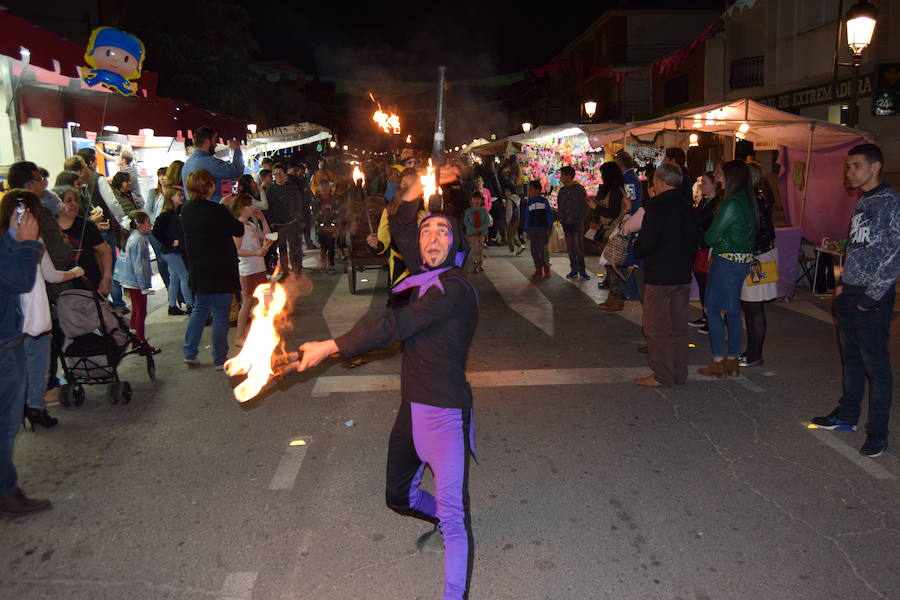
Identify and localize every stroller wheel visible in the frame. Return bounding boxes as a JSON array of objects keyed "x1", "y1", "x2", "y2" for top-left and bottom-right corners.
[
  {"x1": 73, "y1": 385, "x2": 86, "y2": 407},
  {"x1": 59, "y1": 384, "x2": 72, "y2": 407},
  {"x1": 147, "y1": 355, "x2": 156, "y2": 381},
  {"x1": 120, "y1": 382, "x2": 133, "y2": 405},
  {"x1": 107, "y1": 383, "x2": 120, "y2": 405}
]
